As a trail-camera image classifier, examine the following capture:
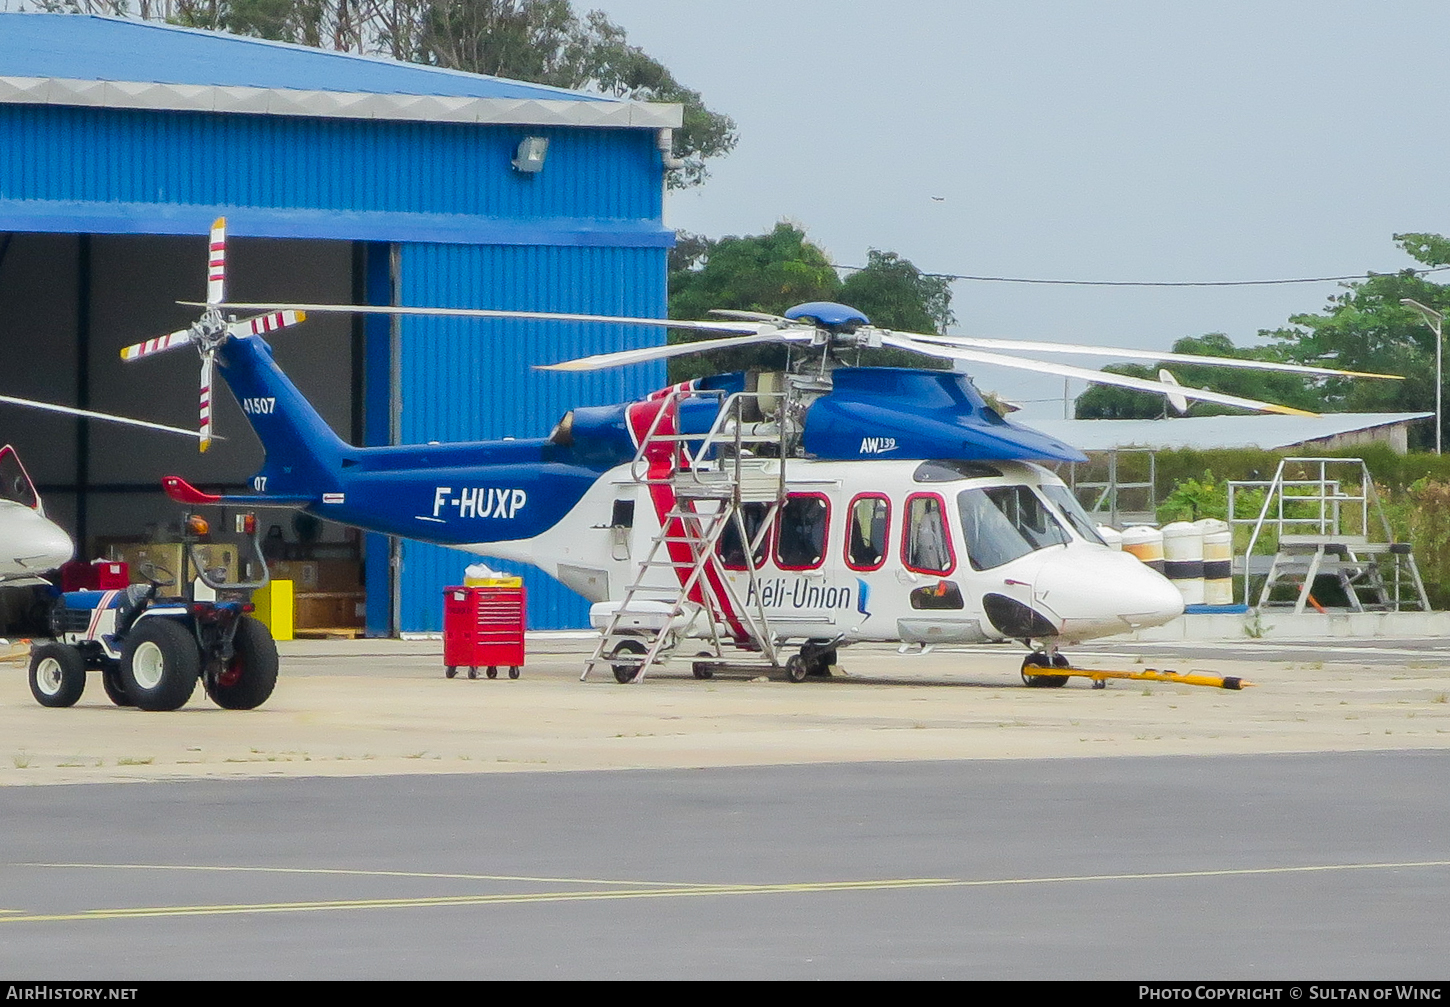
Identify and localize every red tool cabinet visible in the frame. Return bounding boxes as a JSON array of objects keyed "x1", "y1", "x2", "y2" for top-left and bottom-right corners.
[{"x1": 442, "y1": 585, "x2": 526, "y2": 679}]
